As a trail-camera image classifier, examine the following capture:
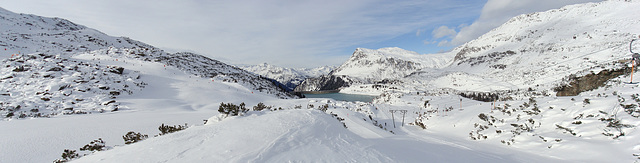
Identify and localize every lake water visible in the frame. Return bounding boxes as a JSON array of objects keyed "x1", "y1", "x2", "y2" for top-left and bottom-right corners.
[{"x1": 303, "y1": 93, "x2": 376, "y2": 102}]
